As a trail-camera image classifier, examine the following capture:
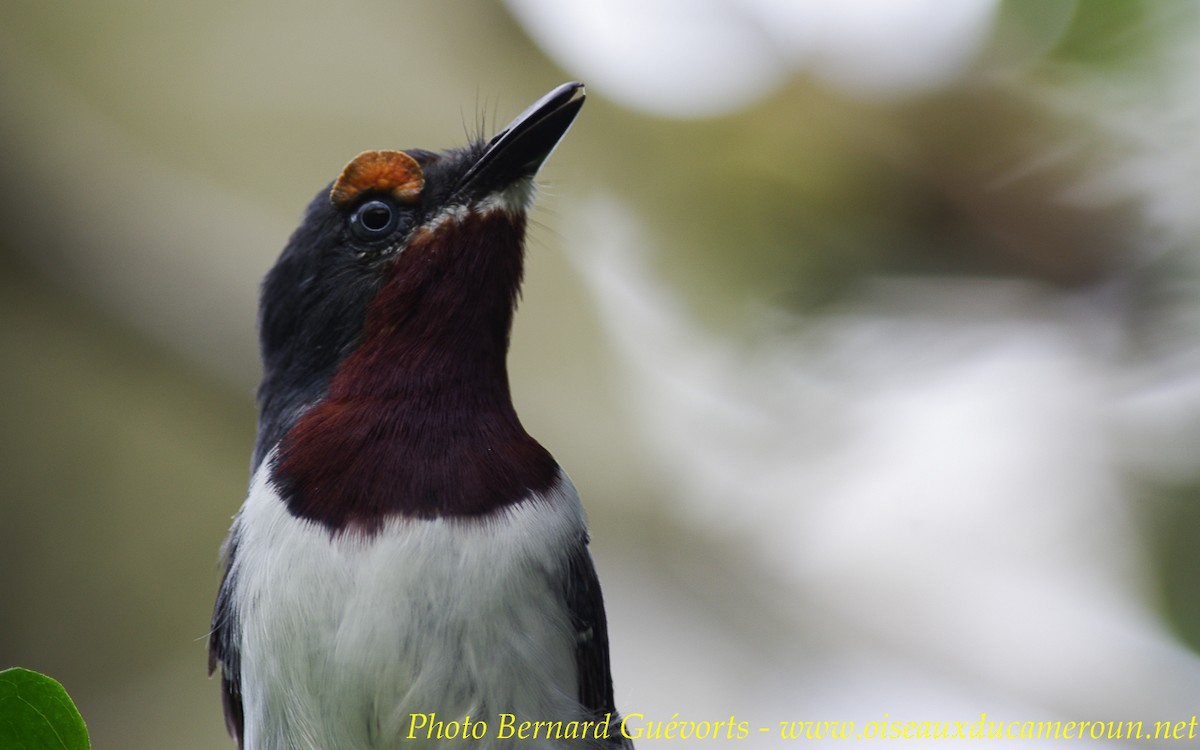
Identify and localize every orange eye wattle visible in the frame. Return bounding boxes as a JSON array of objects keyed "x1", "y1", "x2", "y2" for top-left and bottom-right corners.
[{"x1": 330, "y1": 150, "x2": 424, "y2": 207}]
